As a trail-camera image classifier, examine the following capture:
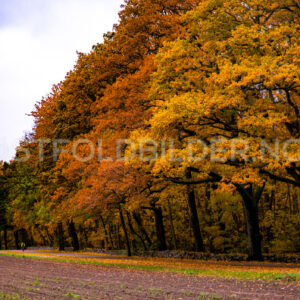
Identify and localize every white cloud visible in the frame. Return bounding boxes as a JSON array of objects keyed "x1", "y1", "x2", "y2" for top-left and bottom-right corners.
[{"x1": 0, "y1": 0, "x2": 123, "y2": 162}]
